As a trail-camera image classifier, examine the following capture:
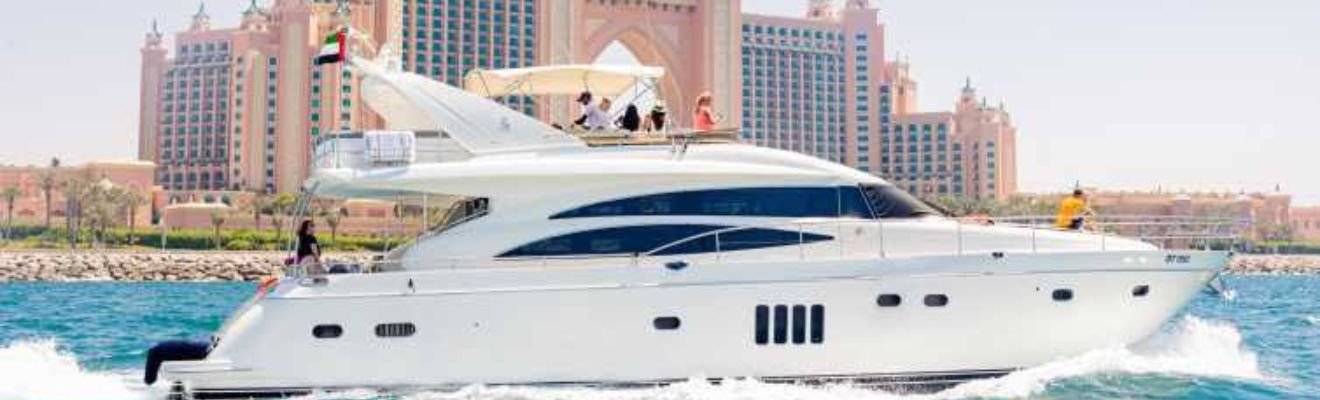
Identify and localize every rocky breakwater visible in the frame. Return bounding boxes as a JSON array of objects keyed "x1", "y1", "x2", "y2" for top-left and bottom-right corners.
[
  {"x1": 0, "y1": 251, "x2": 375, "y2": 282},
  {"x1": 1230, "y1": 255, "x2": 1320, "y2": 275}
]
